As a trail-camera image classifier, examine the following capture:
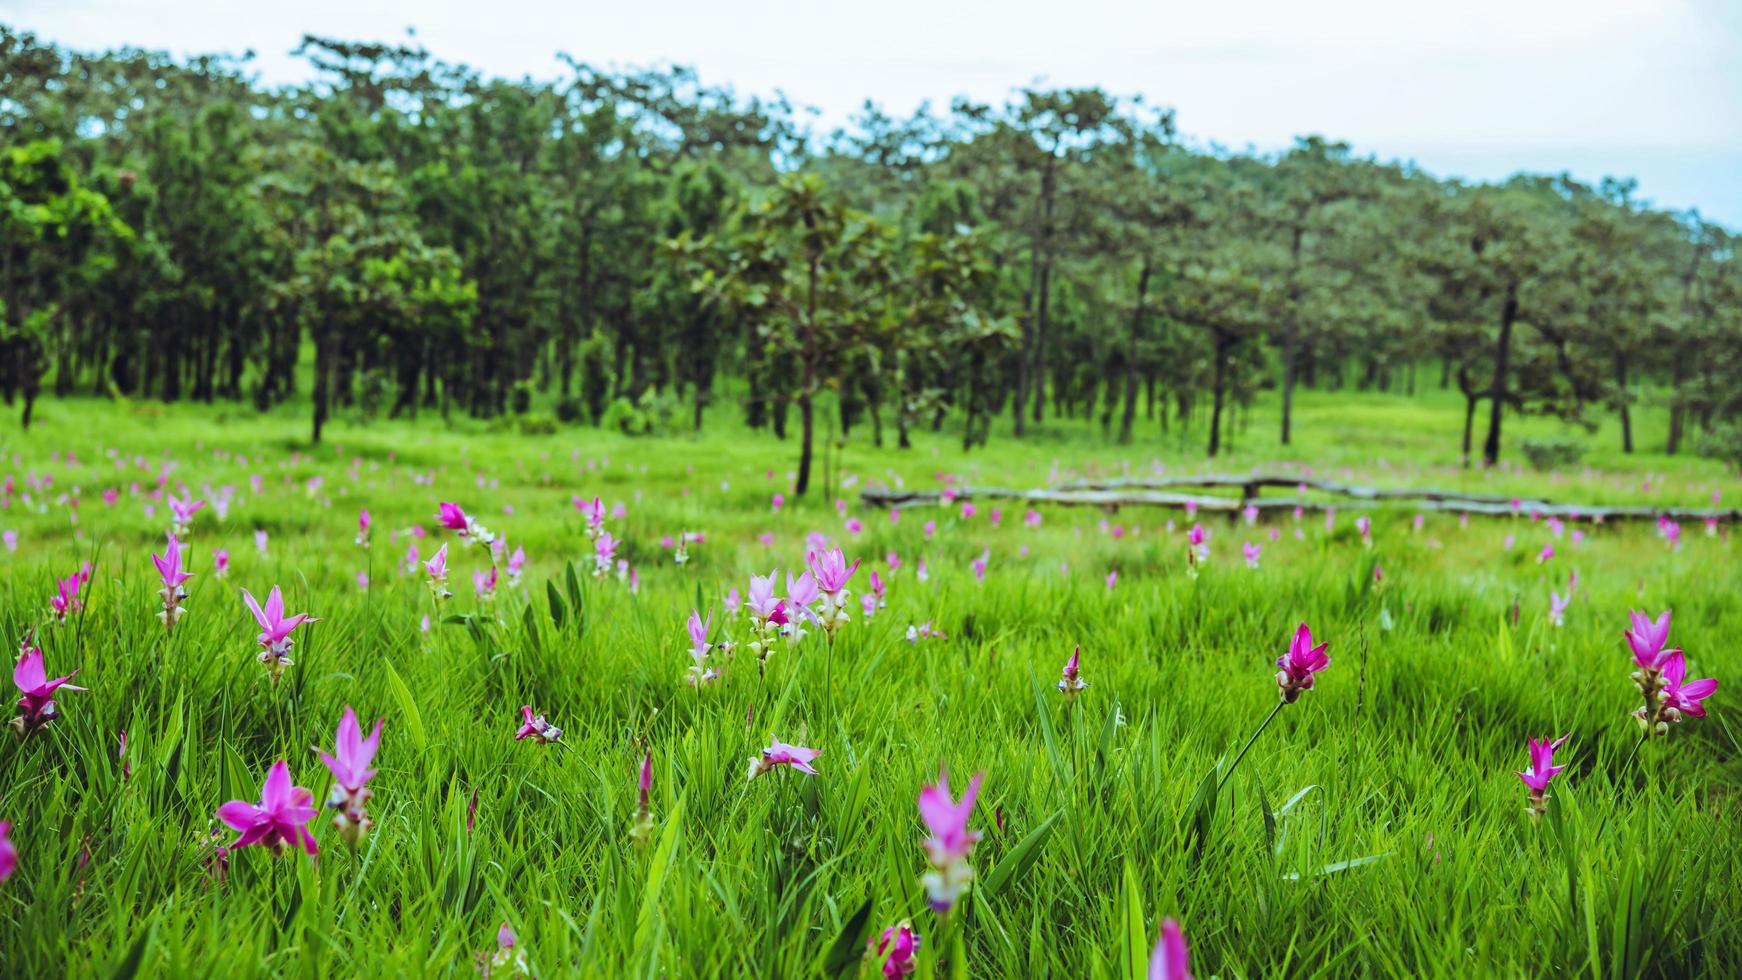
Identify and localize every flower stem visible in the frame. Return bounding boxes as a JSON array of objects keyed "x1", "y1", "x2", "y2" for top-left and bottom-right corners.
[{"x1": 1219, "y1": 700, "x2": 1286, "y2": 793}]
